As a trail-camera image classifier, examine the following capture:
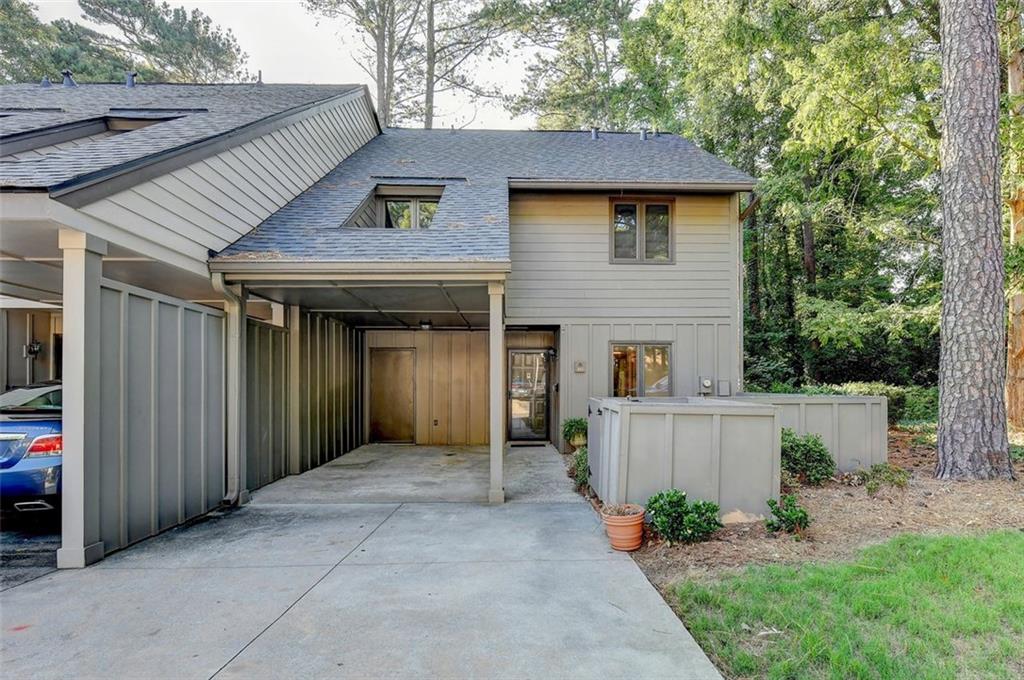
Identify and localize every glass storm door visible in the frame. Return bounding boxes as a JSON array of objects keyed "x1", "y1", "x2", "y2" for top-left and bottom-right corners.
[{"x1": 508, "y1": 350, "x2": 549, "y2": 440}]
